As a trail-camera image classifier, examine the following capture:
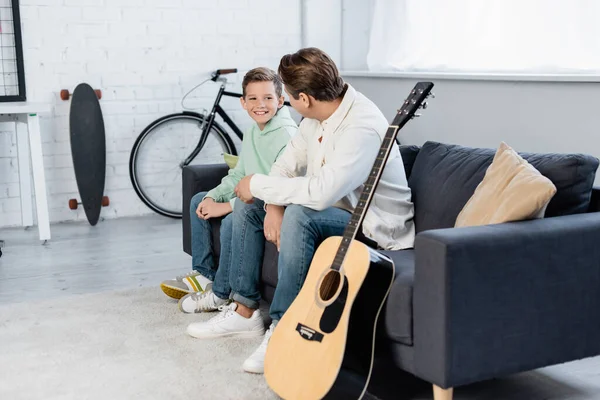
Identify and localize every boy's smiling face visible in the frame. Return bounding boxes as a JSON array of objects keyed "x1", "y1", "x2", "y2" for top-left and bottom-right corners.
[{"x1": 240, "y1": 81, "x2": 284, "y2": 130}]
